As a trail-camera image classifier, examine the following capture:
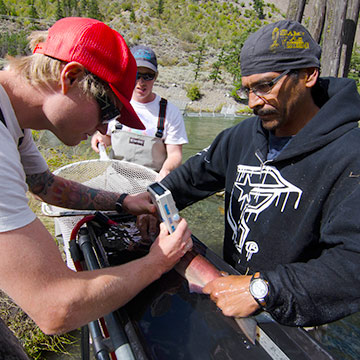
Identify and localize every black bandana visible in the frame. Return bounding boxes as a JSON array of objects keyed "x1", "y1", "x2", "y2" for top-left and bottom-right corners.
[{"x1": 240, "y1": 20, "x2": 321, "y2": 76}]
